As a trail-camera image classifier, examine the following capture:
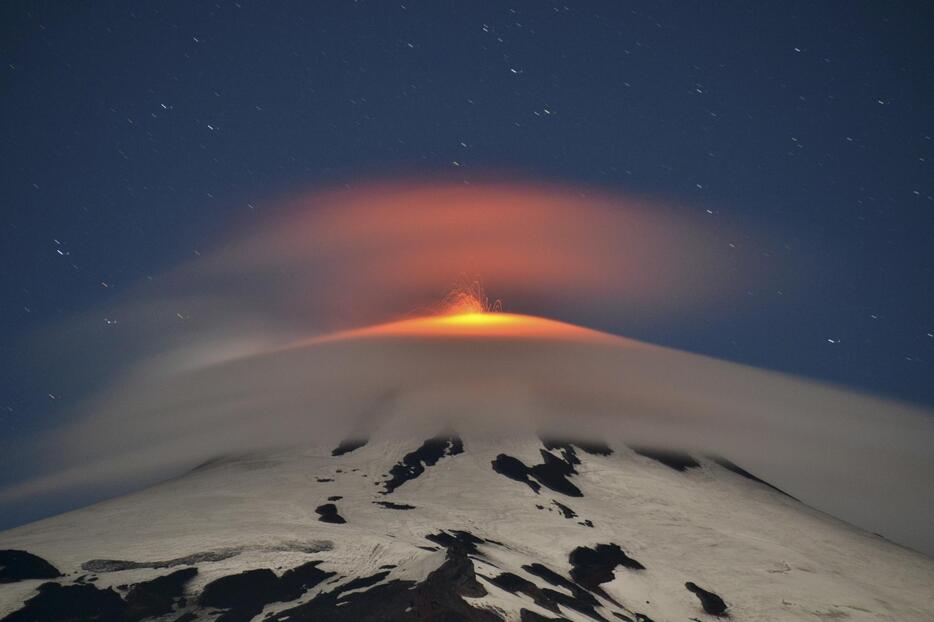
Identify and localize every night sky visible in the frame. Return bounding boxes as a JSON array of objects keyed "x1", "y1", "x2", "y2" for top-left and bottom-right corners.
[{"x1": 2, "y1": 0, "x2": 933, "y2": 454}]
